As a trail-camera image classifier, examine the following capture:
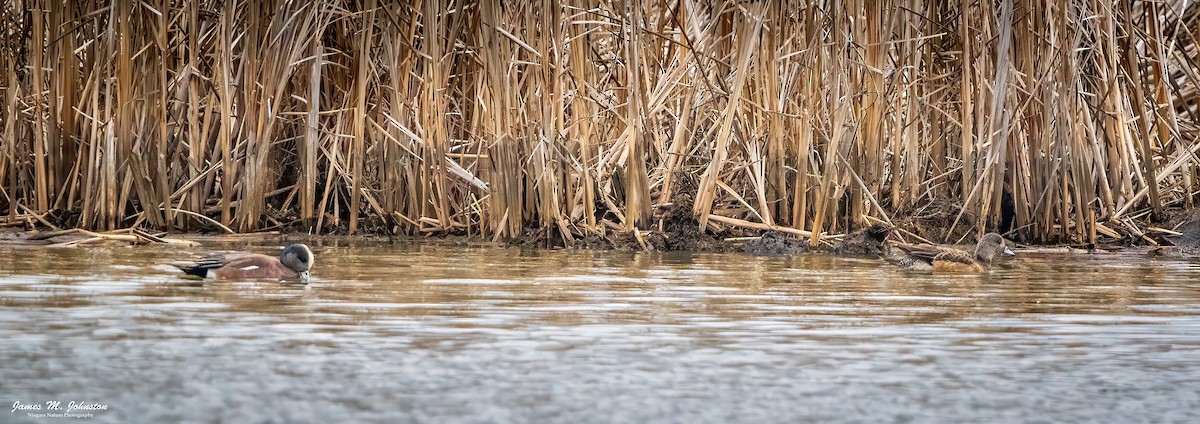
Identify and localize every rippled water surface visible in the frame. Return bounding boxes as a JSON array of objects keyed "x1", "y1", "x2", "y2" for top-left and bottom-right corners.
[{"x1": 1, "y1": 239, "x2": 1199, "y2": 423}]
